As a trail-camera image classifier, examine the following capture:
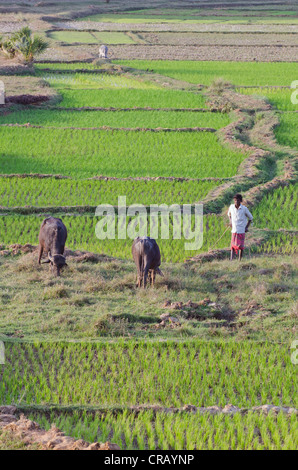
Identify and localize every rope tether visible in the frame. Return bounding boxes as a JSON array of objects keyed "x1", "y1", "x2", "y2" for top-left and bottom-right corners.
[{"x1": 208, "y1": 226, "x2": 230, "y2": 253}]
